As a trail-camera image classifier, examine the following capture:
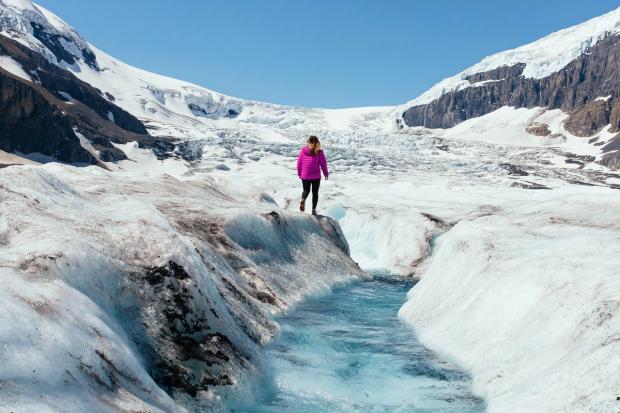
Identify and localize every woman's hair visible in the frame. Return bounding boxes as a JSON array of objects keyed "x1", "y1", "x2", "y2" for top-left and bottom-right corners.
[{"x1": 307, "y1": 135, "x2": 321, "y2": 154}]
